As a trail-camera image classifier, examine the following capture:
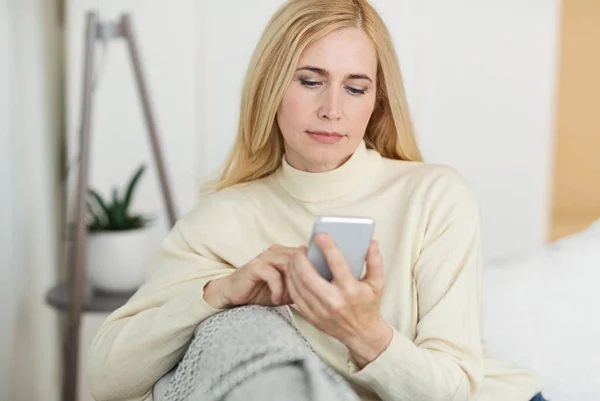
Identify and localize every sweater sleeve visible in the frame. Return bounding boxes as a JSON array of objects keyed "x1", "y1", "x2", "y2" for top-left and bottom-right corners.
[
  {"x1": 346, "y1": 172, "x2": 485, "y2": 401},
  {"x1": 87, "y1": 194, "x2": 241, "y2": 401}
]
